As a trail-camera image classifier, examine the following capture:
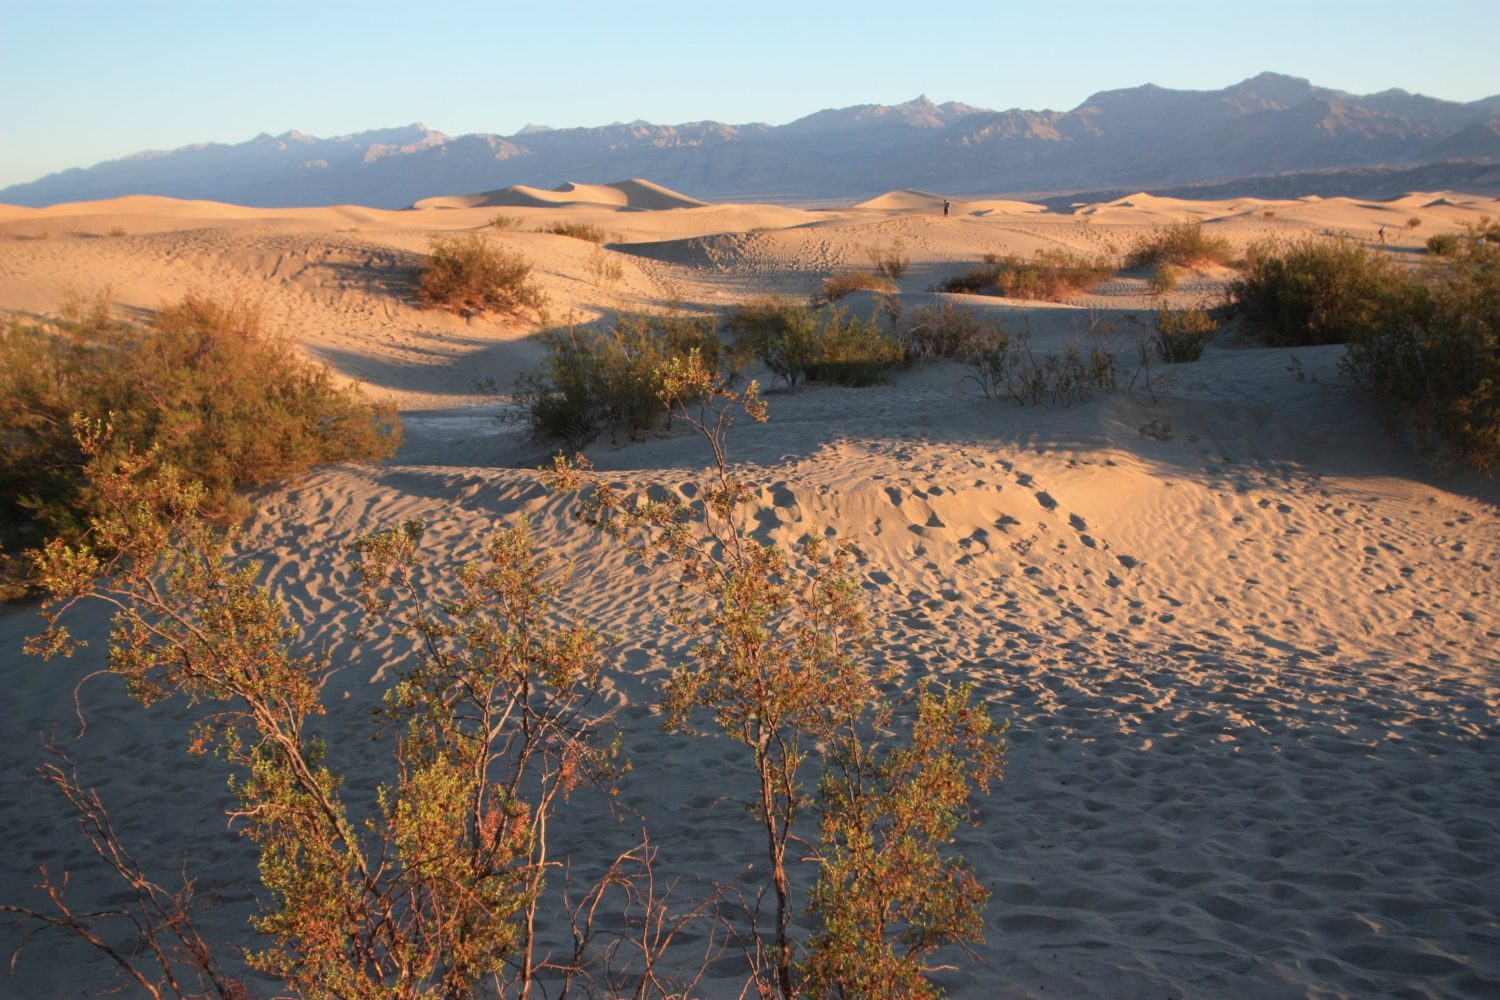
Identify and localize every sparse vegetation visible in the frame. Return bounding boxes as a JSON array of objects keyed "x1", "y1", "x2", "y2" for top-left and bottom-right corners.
[
  {"x1": 1153, "y1": 304, "x2": 1218, "y2": 362},
  {"x1": 1227, "y1": 235, "x2": 1402, "y2": 346},
  {"x1": 1343, "y1": 224, "x2": 1500, "y2": 471},
  {"x1": 1125, "y1": 220, "x2": 1234, "y2": 269},
  {"x1": 1427, "y1": 232, "x2": 1460, "y2": 256},
  {"x1": 939, "y1": 250, "x2": 1114, "y2": 301},
  {"x1": 548, "y1": 360, "x2": 1006, "y2": 996},
  {"x1": 540, "y1": 220, "x2": 607, "y2": 244},
  {"x1": 726, "y1": 299, "x2": 904, "y2": 389},
  {"x1": 902, "y1": 301, "x2": 996, "y2": 361},
  {"x1": 17, "y1": 442, "x2": 704, "y2": 998},
  {"x1": 488, "y1": 213, "x2": 519, "y2": 229},
  {"x1": 817, "y1": 269, "x2": 897, "y2": 304},
  {"x1": 585, "y1": 244, "x2": 626, "y2": 285},
  {"x1": 865, "y1": 239, "x2": 909, "y2": 281},
  {"x1": 106, "y1": 226, "x2": 127, "y2": 237},
  {"x1": 417, "y1": 232, "x2": 547, "y2": 319},
  {"x1": 517, "y1": 310, "x2": 732, "y2": 448},
  {"x1": 0, "y1": 294, "x2": 400, "y2": 596},
  {"x1": 1146, "y1": 262, "x2": 1182, "y2": 296},
  {"x1": 1407, "y1": 216, "x2": 1422, "y2": 230}
]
